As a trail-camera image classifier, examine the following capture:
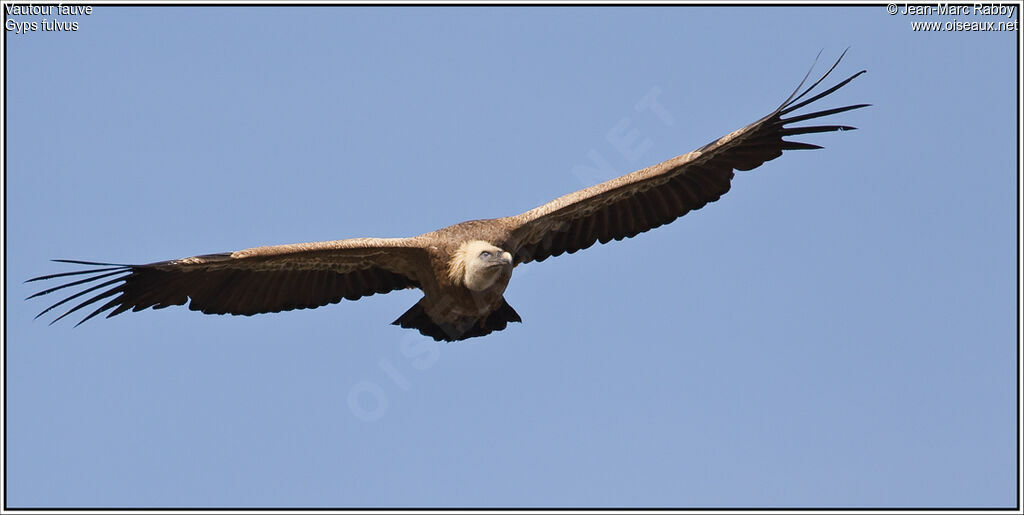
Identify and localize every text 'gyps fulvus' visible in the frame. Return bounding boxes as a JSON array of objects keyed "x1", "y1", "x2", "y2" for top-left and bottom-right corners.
[{"x1": 29, "y1": 52, "x2": 867, "y2": 341}]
